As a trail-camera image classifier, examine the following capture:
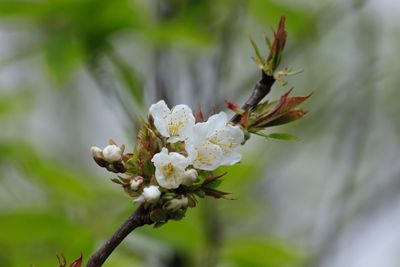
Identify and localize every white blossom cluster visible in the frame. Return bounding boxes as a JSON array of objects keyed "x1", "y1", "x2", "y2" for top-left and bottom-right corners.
[
  {"x1": 91, "y1": 100, "x2": 244, "y2": 206},
  {"x1": 142, "y1": 100, "x2": 244, "y2": 202}
]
